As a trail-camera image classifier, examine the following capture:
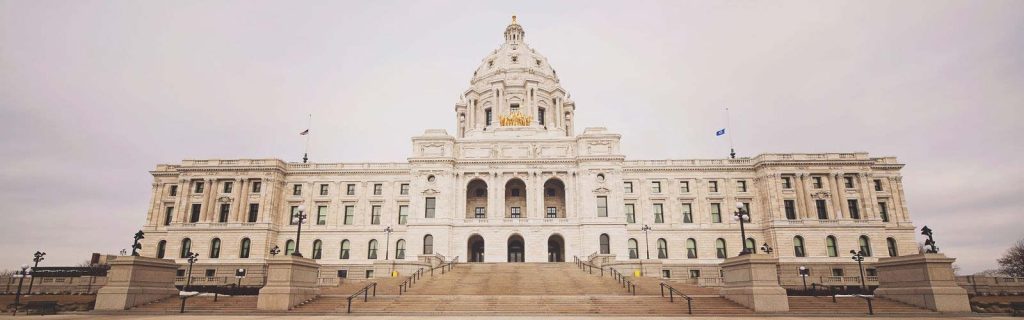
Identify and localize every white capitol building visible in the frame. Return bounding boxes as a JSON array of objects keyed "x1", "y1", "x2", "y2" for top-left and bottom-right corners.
[{"x1": 140, "y1": 17, "x2": 917, "y2": 284}]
